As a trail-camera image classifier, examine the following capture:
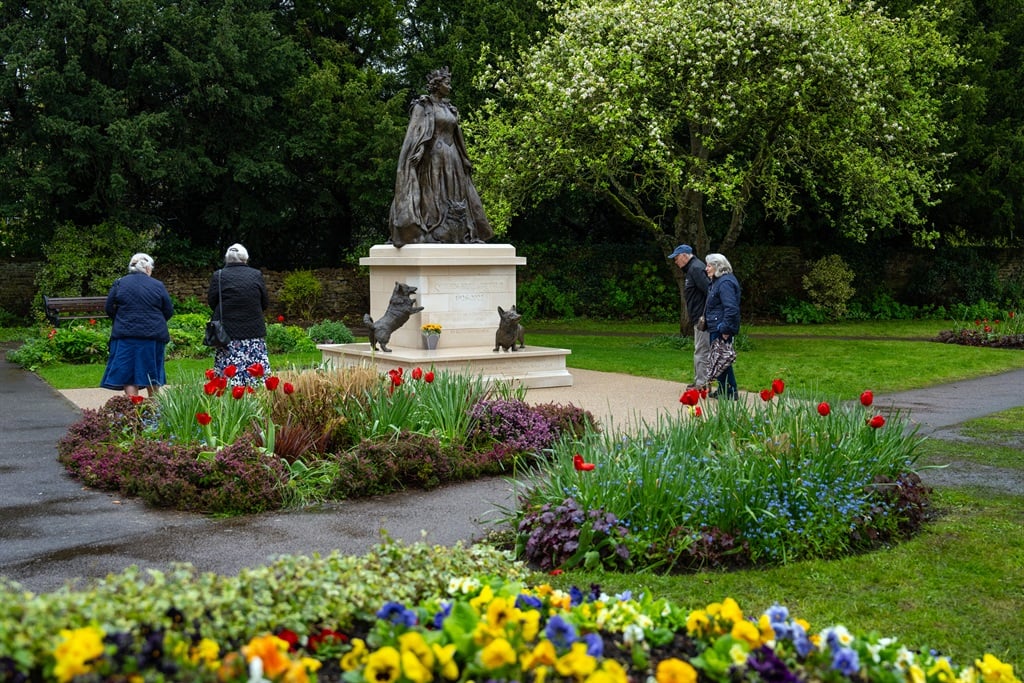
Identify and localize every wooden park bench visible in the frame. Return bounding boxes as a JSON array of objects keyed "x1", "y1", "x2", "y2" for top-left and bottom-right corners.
[{"x1": 42, "y1": 296, "x2": 109, "y2": 326}]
